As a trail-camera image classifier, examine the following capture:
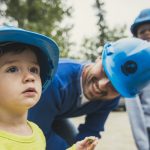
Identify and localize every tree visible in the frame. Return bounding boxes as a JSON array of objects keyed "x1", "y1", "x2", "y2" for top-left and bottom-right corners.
[
  {"x1": 80, "y1": 0, "x2": 127, "y2": 61},
  {"x1": 0, "y1": 0, "x2": 73, "y2": 57}
]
